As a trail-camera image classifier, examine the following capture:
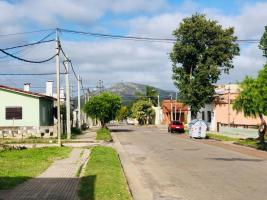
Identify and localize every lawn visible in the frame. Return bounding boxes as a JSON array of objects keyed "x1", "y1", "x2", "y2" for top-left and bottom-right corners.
[
  {"x1": 96, "y1": 128, "x2": 112, "y2": 141},
  {"x1": 206, "y1": 133, "x2": 240, "y2": 141},
  {"x1": 0, "y1": 146, "x2": 71, "y2": 189},
  {"x1": 235, "y1": 139, "x2": 267, "y2": 151},
  {"x1": 79, "y1": 146, "x2": 132, "y2": 200},
  {"x1": 206, "y1": 133, "x2": 267, "y2": 151}
]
